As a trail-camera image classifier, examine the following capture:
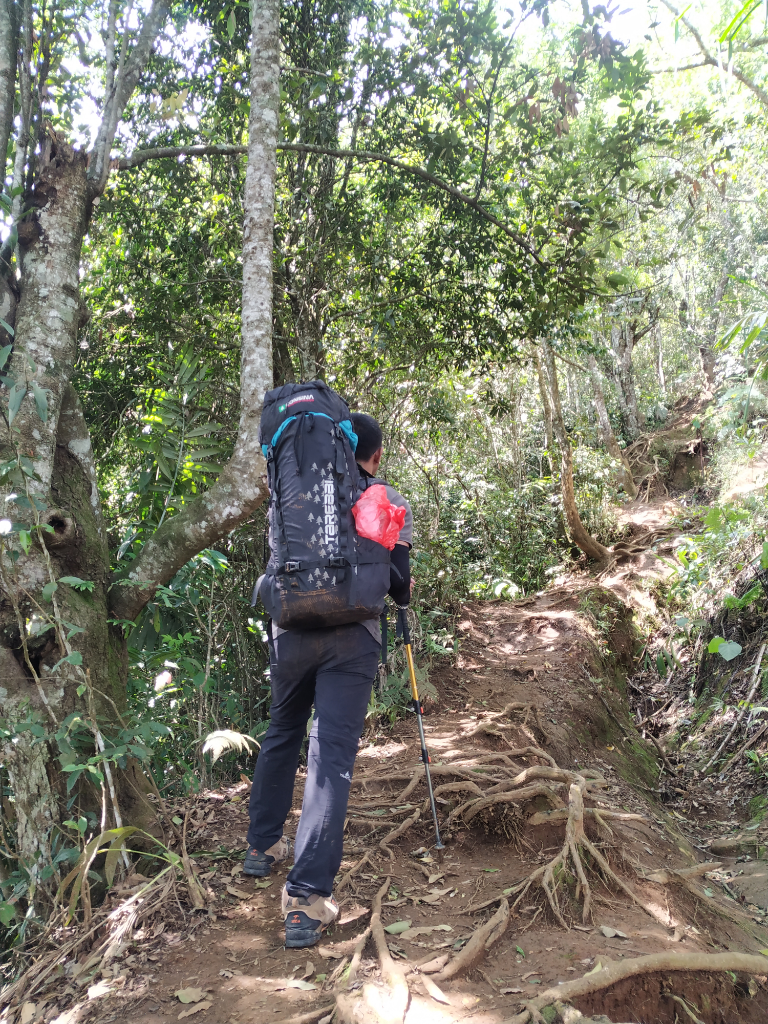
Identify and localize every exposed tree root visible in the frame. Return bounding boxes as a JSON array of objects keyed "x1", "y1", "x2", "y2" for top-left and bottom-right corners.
[
  {"x1": 483, "y1": 765, "x2": 605, "y2": 796},
  {"x1": 504, "y1": 952, "x2": 768, "y2": 1024},
  {"x1": 504, "y1": 780, "x2": 656, "y2": 928},
  {"x1": 335, "y1": 877, "x2": 409, "y2": 1024},
  {"x1": 423, "y1": 780, "x2": 484, "y2": 814},
  {"x1": 529, "y1": 807, "x2": 646, "y2": 826},
  {"x1": 275, "y1": 1006, "x2": 336, "y2": 1024},
  {"x1": 379, "y1": 807, "x2": 421, "y2": 859},
  {"x1": 446, "y1": 783, "x2": 566, "y2": 828},
  {"x1": 337, "y1": 850, "x2": 374, "y2": 891},
  {"x1": 433, "y1": 898, "x2": 510, "y2": 982},
  {"x1": 643, "y1": 862, "x2": 721, "y2": 884}
]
